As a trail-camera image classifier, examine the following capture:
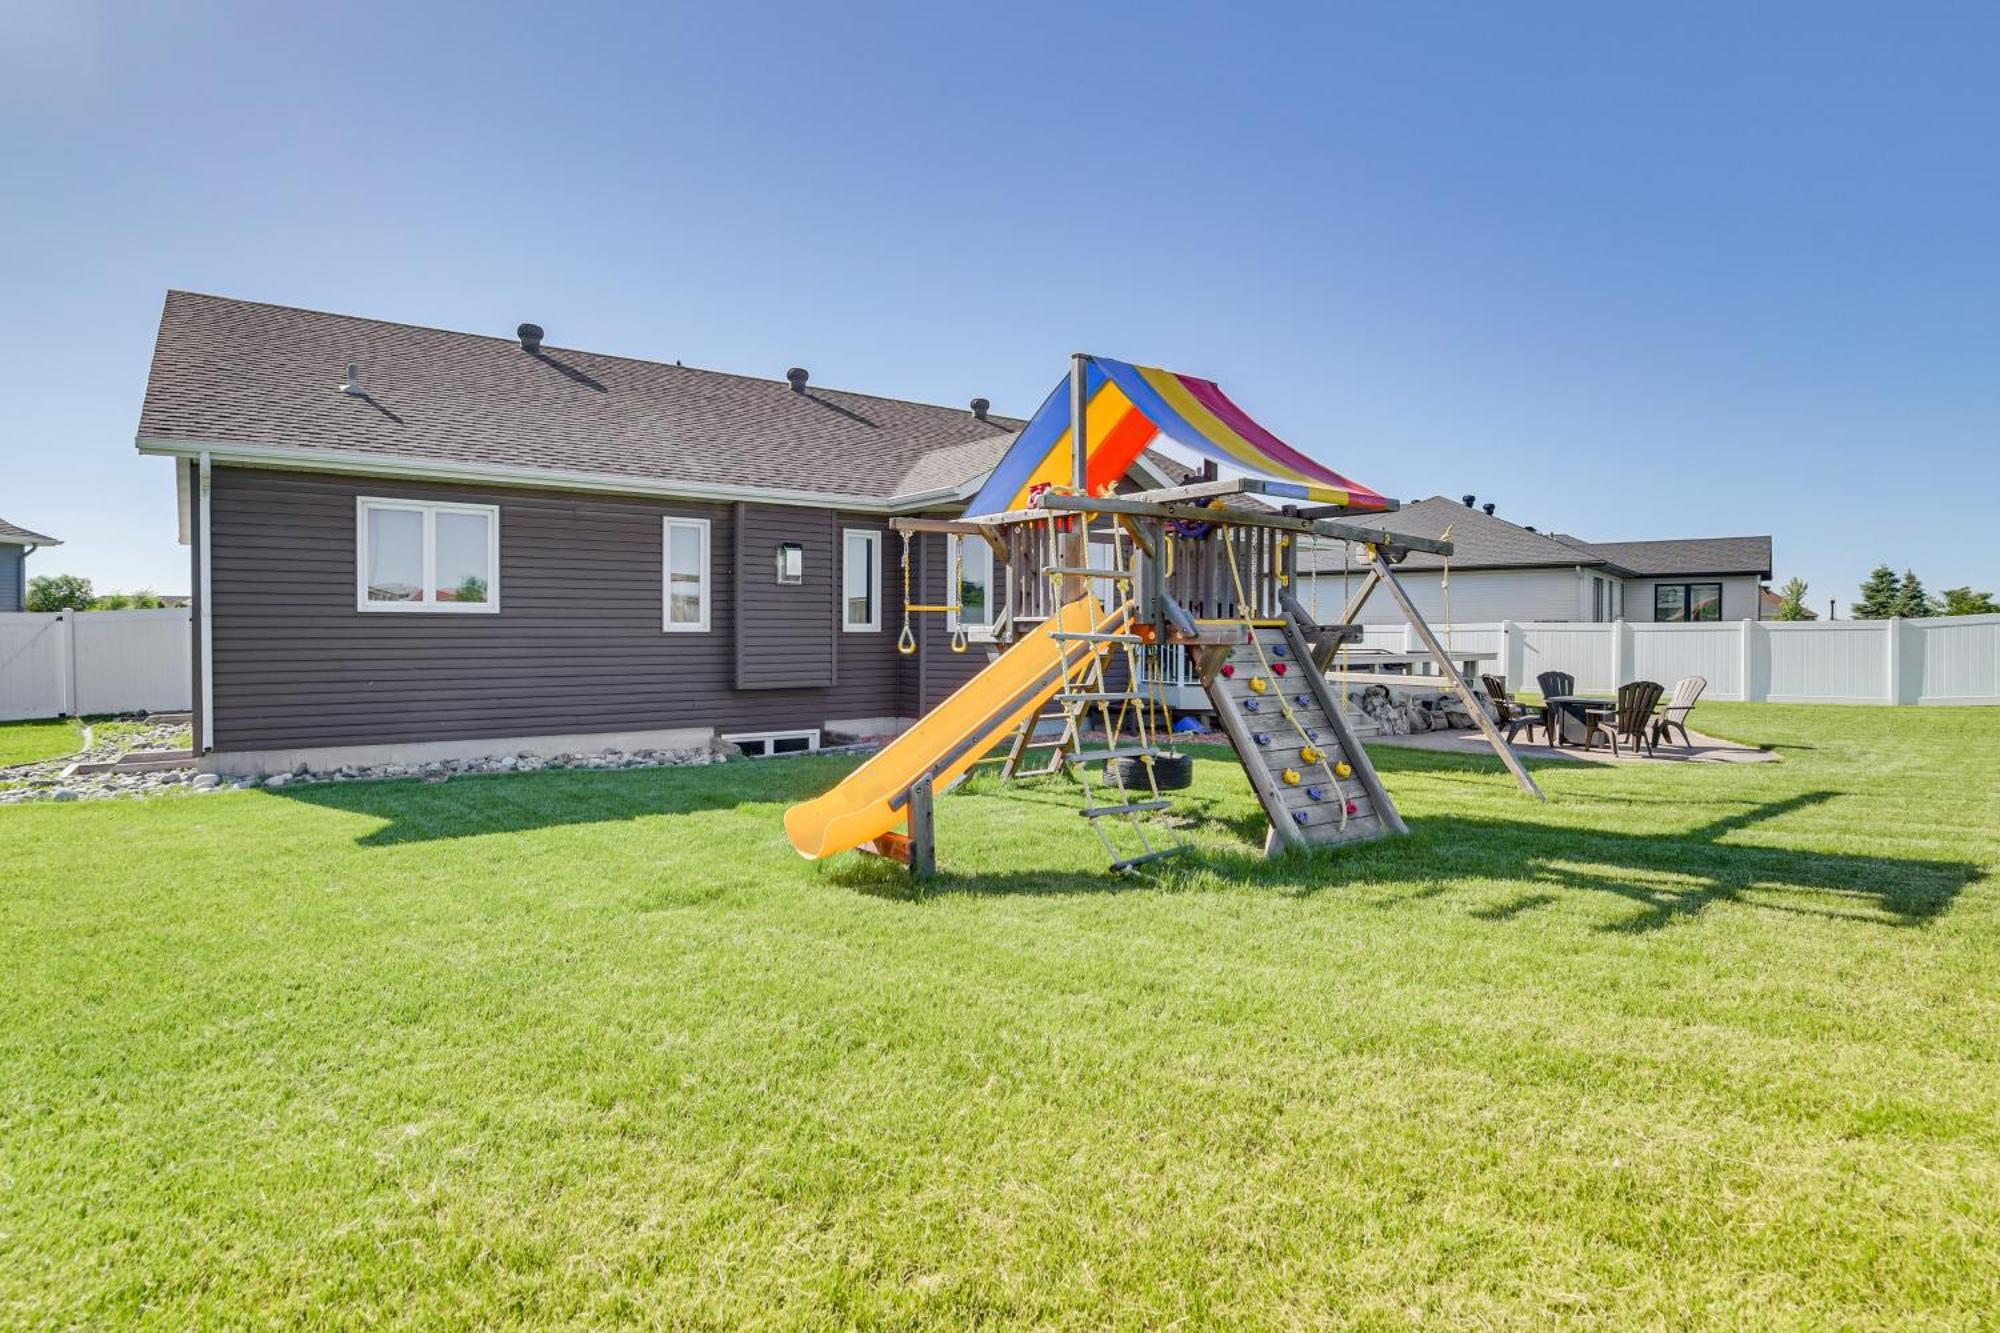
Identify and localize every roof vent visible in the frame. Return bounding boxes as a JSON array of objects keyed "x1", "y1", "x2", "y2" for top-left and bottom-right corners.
[
  {"x1": 786, "y1": 367, "x2": 809, "y2": 393},
  {"x1": 1462, "y1": 494, "x2": 1476, "y2": 508},
  {"x1": 1482, "y1": 502, "x2": 1496, "y2": 516},
  {"x1": 339, "y1": 363, "x2": 364, "y2": 396},
  {"x1": 1525, "y1": 525, "x2": 1537, "y2": 533},
  {"x1": 970, "y1": 396, "x2": 990, "y2": 420},
  {"x1": 517, "y1": 323, "x2": 544, "y2": 353}
]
